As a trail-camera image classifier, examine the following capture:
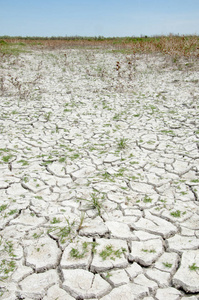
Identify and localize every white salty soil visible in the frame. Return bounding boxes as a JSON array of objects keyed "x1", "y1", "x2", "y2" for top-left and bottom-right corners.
[{"x1": 0, "y1": 47, "x2": 199, "y2": 299}]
